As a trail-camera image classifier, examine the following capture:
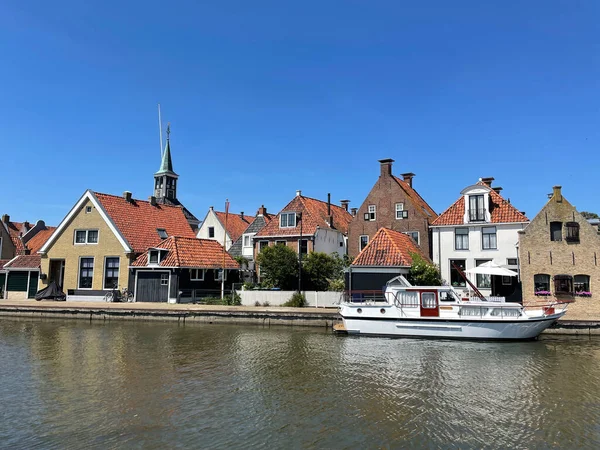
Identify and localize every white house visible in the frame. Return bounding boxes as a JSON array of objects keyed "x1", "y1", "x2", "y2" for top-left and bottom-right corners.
[
  {"x1": 430, "y1": 178, "x2": 529, "y2": 299},
  {"x1": 196, "y1": 206, "x2": 254, "y2": 251}
]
